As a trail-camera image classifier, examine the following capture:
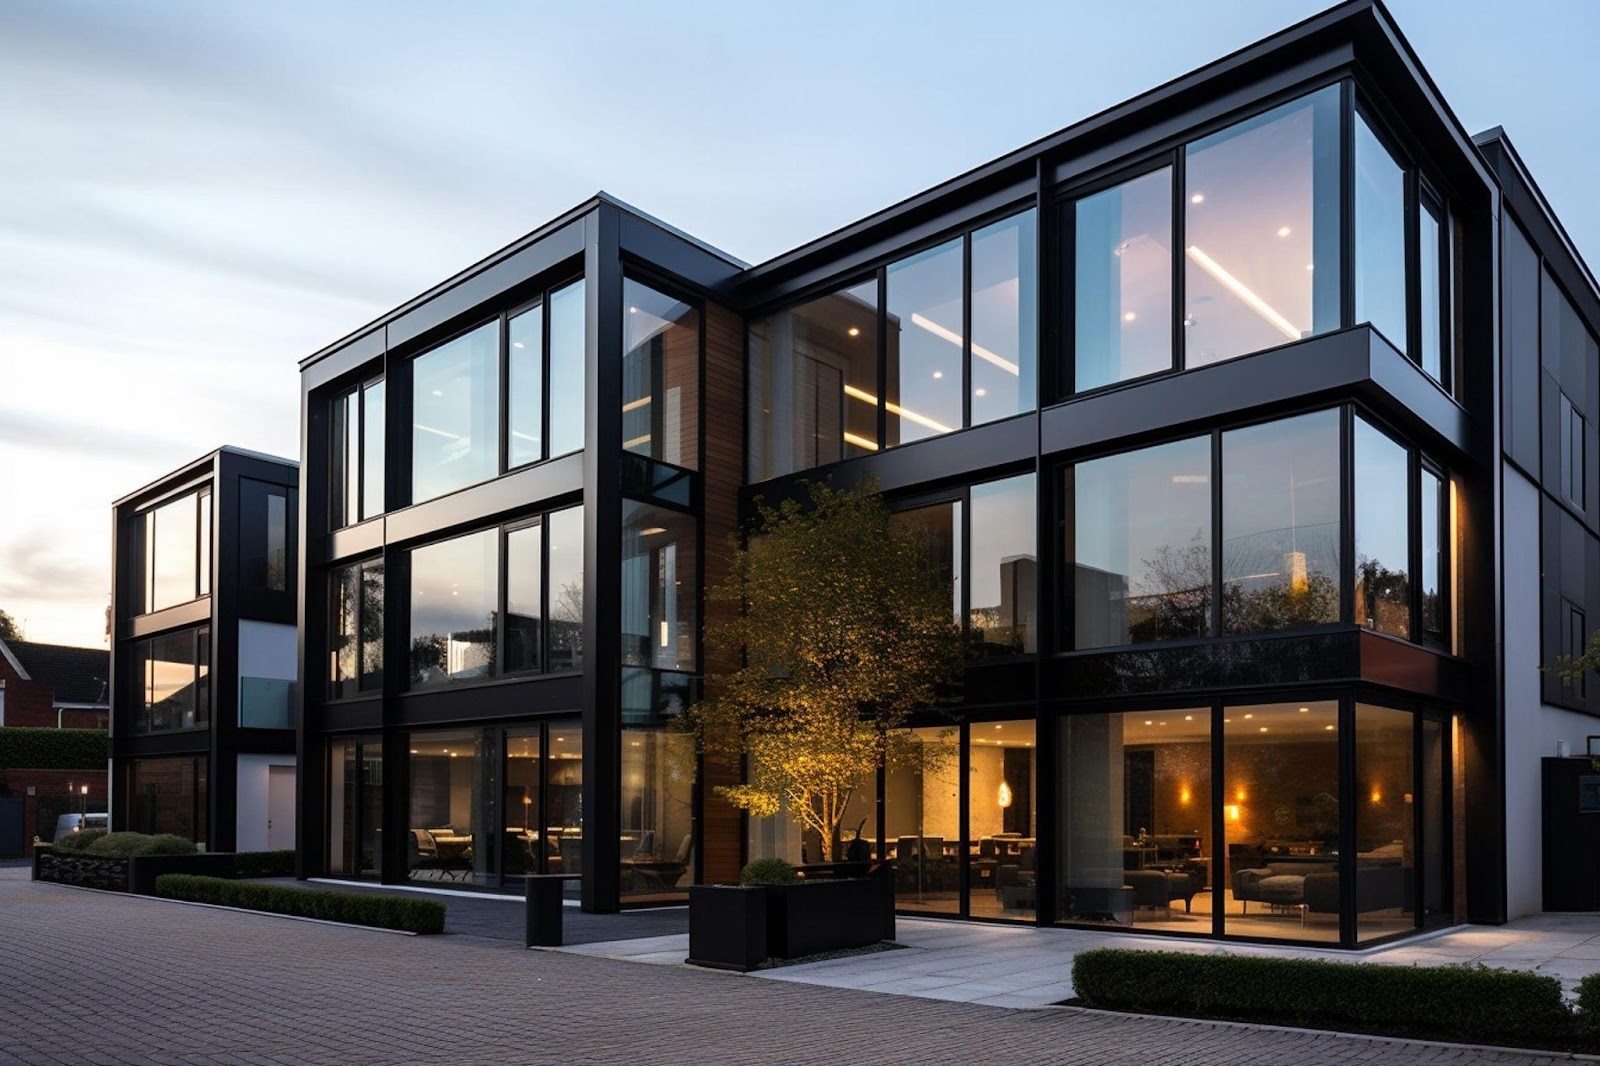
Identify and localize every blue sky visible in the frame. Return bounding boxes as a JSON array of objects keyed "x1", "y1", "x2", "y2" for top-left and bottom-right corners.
[{"x1": 1, "y1": 0, "x2": 1596, "y2": 647}]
